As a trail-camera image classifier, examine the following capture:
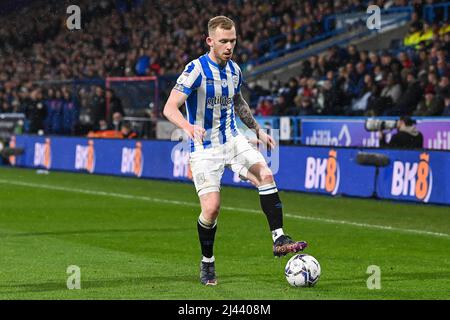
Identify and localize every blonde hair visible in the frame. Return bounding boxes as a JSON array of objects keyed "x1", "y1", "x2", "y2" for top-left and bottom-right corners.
[{"x1": 208, "y1": 16, "x2": 235, "y2": 35}]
